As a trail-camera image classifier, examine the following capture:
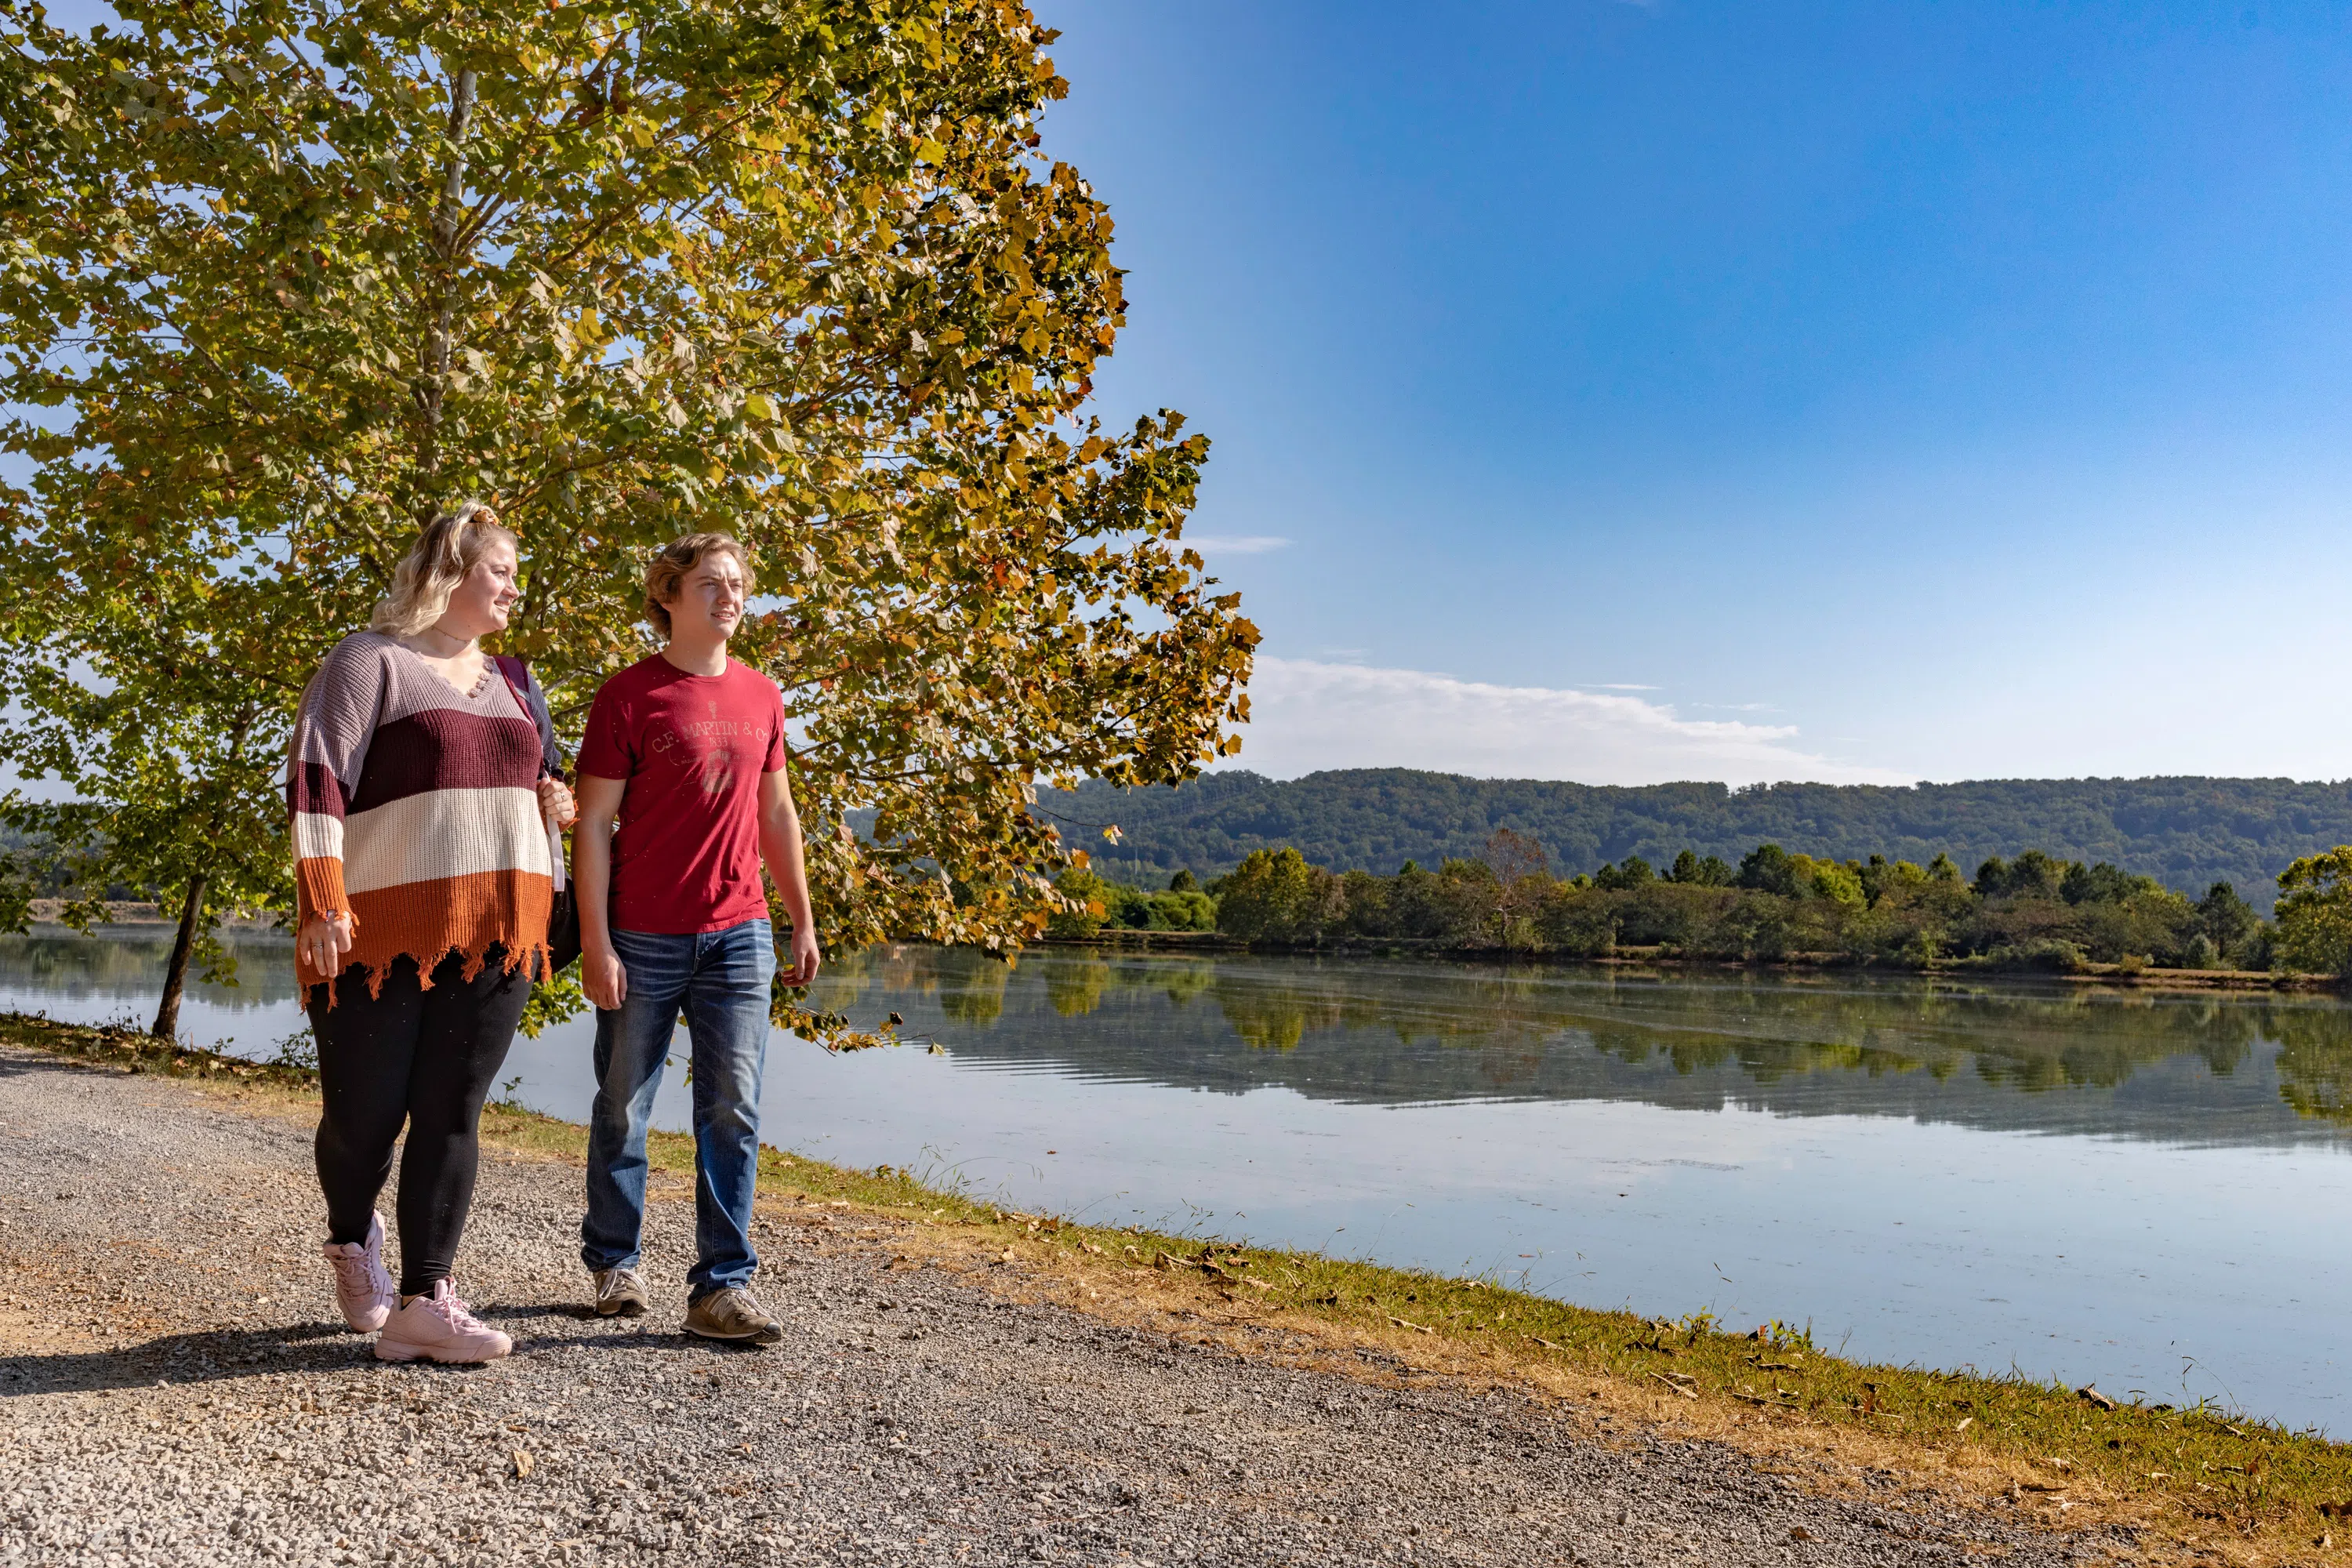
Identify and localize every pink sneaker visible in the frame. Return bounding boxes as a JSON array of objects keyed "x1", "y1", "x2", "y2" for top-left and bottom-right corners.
[
  {"x1": 321, "y1": 1211, "x2": 394, "y2": 1333},
  {"x1": 372, "y1": 1280, "x2": 513, "y2": 1364}
]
